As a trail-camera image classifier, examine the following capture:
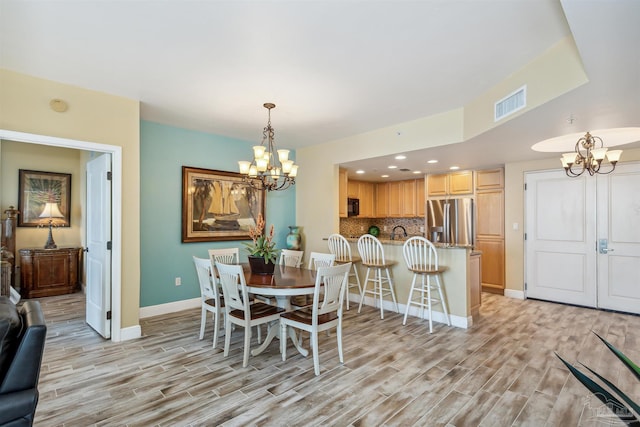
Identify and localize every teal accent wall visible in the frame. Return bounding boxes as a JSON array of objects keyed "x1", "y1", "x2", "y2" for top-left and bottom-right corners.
[{"x1": 140, "y1": 121, "x2": 296, "y2": 307}]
